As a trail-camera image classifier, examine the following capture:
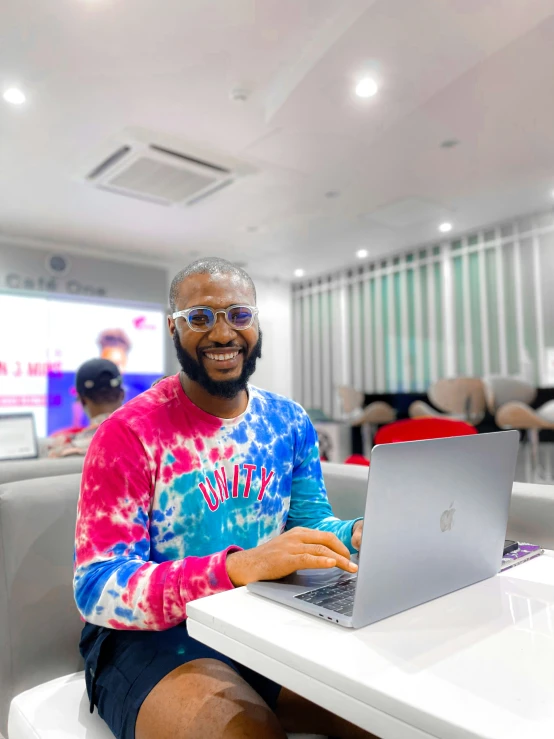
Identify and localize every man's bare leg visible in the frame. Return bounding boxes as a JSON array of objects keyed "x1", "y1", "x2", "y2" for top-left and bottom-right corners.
[
  {"x1": 135, "y1": 658, "x2": 286, "y2": 739},
  {"x1": 276, "y1": 687, "x2": 381, "y2": 739}
]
